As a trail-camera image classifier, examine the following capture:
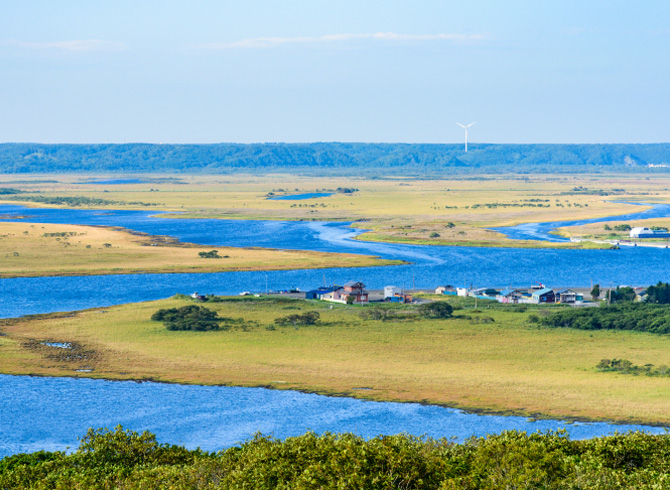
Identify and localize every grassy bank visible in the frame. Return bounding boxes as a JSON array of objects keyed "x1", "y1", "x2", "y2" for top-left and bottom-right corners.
[
  {"x1": 0, "y1": 222, "x2": 400, "y2": 278},
  {"x1": 2, "y1": 296, "x2": 670, "y2": 425},
  {"x1": 353, "y1": 229, "x2": 617, "y2": 249}
]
